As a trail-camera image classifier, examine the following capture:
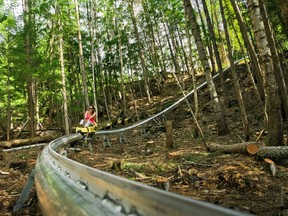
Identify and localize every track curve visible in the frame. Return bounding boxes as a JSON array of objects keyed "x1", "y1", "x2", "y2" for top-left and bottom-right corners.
[
  {"x1": 35, "y1": 134, "x2": 249, "y2": 216},
  {"x1": 35, "y1": 58, "x2": 250, "y2": 215}
]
